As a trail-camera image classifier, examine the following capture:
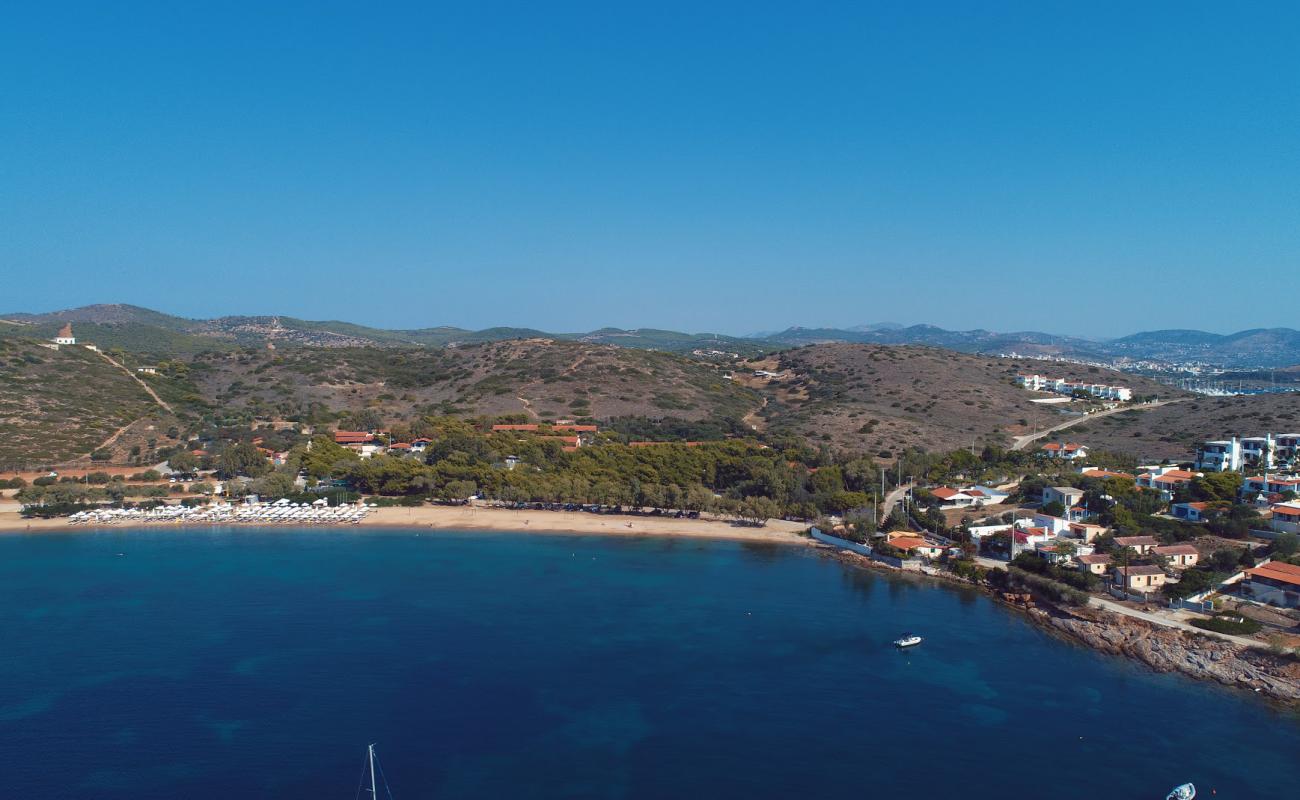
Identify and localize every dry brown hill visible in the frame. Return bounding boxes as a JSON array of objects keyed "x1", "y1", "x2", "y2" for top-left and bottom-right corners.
[
  {"x1": 188, "y1": 339, "x2": 758, "y2": 426},
  {"x1": 0, "y1": 339, "x2": 167, "y2": 468},
  {"x1": 749, "y1": 344, "x2": 1179, "y2": 456},
  {"x1": 1062, "y1": 393, "x2": 1300, "y2": 462}
]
